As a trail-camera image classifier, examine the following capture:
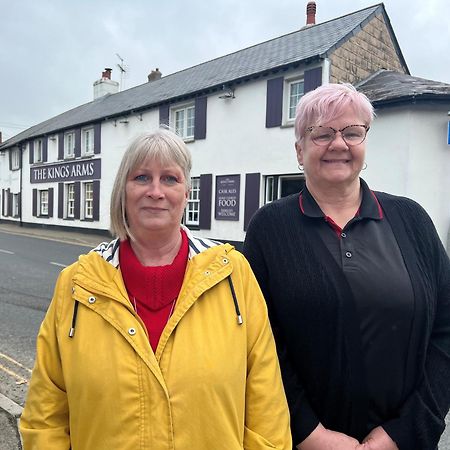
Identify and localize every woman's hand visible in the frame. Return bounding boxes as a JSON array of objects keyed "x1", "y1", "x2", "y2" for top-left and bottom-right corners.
[
  {"x1": 296, "y1": 423, "x2": 361, "y2": 450},
  {"x1": 358, "y1": 426, "x2": 399, "y2": 450}
]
